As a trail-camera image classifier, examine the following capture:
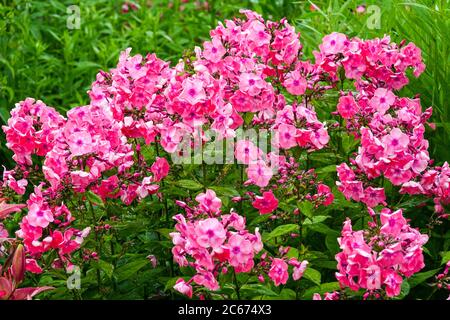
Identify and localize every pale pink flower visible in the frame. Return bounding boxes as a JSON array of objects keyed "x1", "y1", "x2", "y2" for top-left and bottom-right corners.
[
  {"x1": 195, "y1": 190, "x2": 222, "y2": 214},
  {"x1": 319, "y1": 32, "x2": 347, "y2": 55},
  {"x1": 284, "y1": 71, "x2": 307, "y2": 95},
  {"x1": 67, "y1": 131, "x2": 93, "y2": 156},
  {"x1": 246, "y1": 160, "x2": 273, "y2": 187},
  {"x1": 369, "y1": 88, "x2": 396, "y2": 114},
  {"x1": 195, "y1": 218, "x2": 226, "y2": 249},
  {"x1": 382, "y1": 128, "x2": 409, "y2": 155},
  {"x1": 380, "y1": 209, "x2": 406, "y2": 237},
  {"x1": 277, "y1": 123, "x2": 298, "y2": 149},
  {"x1": 173, "y1": 279, "x2": 193, "y2": 298},
  {"x1": 203, "y1": 37, "x2": 226, "y2": 63},
  {"x1": 179, "y1": 78, "x2": 206, "y2": 105},
  {"x1": 235, "y1": 140, "x2": 261, "y2": 164},
  {"x1": 239, "y1": 73, "x2": 265, "y2": 96},
  {"x1": 228, "y1": 234, "x2": 253, "y2": 267},
  {"x1": 268, "y1": 258, "x2": 289, "y2": 286},
  {"x1": 27, "y1": 203, "x2": 53, "y2": 228}
]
